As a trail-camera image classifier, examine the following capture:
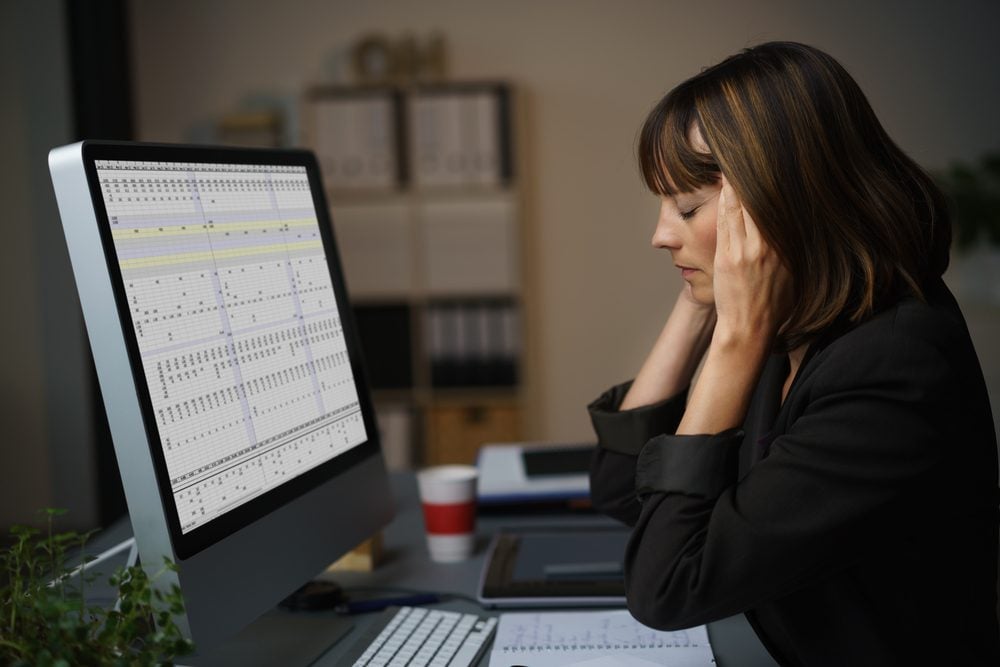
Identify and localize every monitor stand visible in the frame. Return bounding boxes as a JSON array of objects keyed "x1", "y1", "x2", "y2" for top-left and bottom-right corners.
[{"x1": 184, "y1": 609, "x2": 354, "y2": 666}]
